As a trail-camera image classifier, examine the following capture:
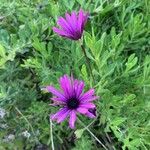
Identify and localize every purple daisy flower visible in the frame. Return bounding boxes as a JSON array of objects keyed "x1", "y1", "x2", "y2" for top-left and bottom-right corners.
[
  {"x1": 46, "y1": 75, "x2": 99, "y2": 129},
  {"x1": 53, "y1": 9, "x2": 88, "y2": 40}
]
